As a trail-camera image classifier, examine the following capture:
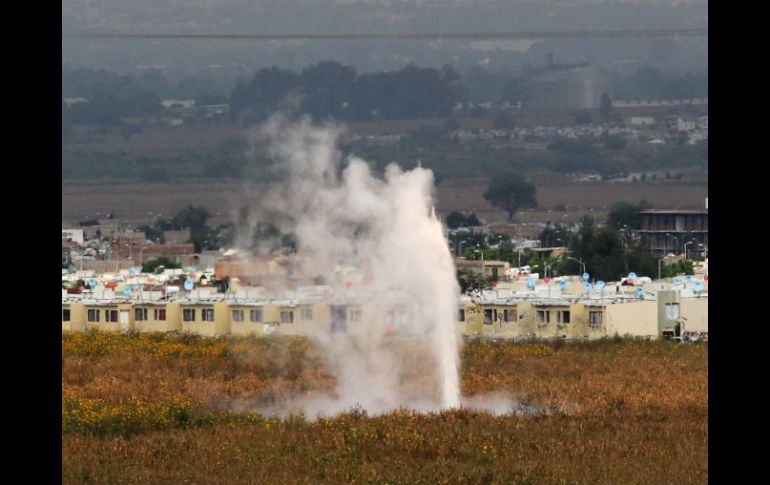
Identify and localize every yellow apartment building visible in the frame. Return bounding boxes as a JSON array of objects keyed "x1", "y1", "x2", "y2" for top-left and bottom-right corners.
[{"x1": 63, "y1": 287, "x2": 706, "y2": 340}]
